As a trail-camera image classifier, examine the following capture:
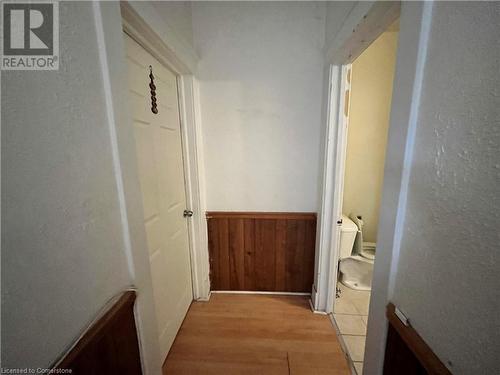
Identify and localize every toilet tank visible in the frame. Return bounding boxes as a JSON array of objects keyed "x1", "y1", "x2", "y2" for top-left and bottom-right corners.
[{"x1": 340, "y1": 215, "x2": 358, "y2": 259}]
